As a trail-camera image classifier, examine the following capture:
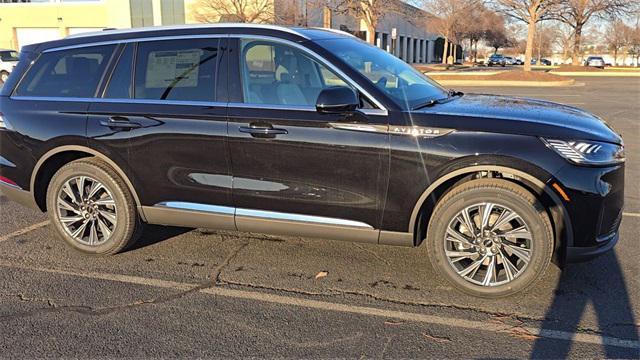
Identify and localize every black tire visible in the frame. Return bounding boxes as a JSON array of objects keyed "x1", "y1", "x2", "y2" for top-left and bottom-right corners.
[
  {"x1": 46, "y1": 157, "x2": 142, "y2": 255},
  {"x1": 0, "y1": 71, "x2": 8, "y2": 83},
  {"x1": 426, "y1": 178, "x2": 553, "y2": 298}
]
